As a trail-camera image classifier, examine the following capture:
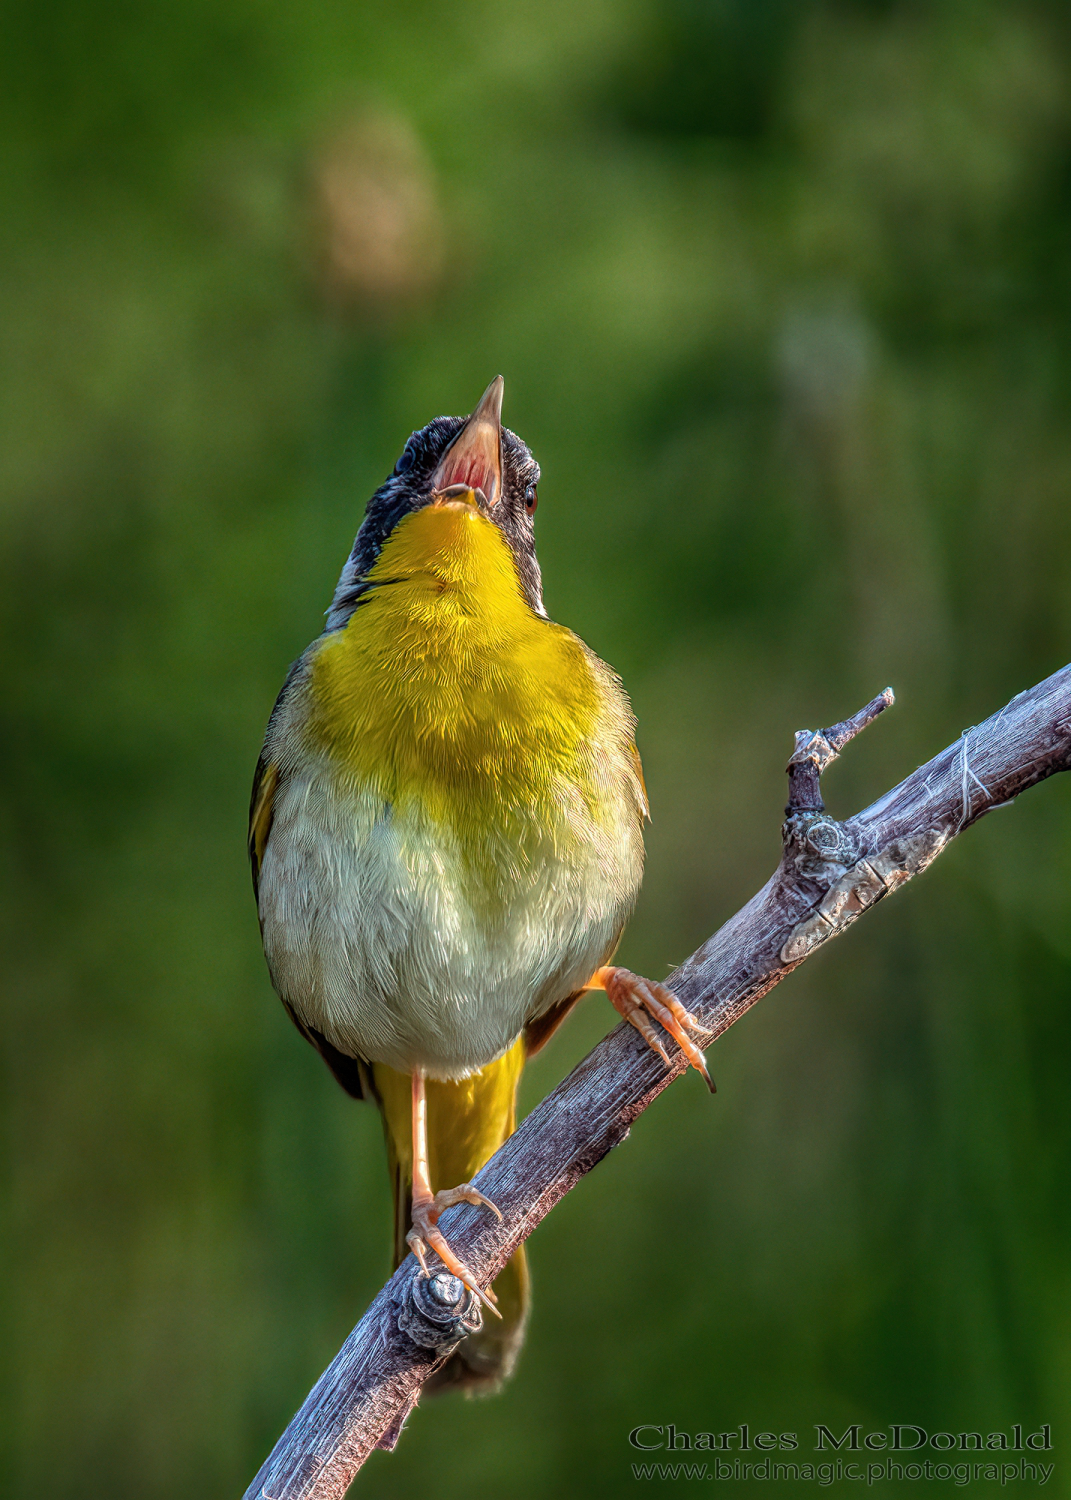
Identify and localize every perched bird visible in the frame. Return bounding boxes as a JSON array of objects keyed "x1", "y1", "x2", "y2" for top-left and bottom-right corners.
[{"x1": 249, "y1": 377, "x2": 711, "y2": 1389}]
